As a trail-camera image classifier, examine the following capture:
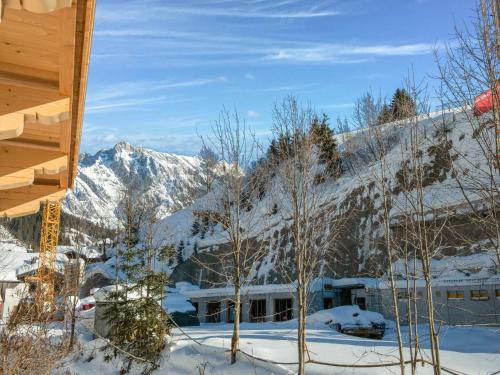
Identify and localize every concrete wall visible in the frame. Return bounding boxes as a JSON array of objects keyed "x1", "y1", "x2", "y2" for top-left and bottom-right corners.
[
  {"x1": 1, "y1": 283, "x2": 28, "y2": 322},
  {"x1": 193, "y1": 291, "x2": 297, "y2": 323},
  {"x1": 377, "y1": 283, "x2": 500, "y2": 325},
  {"x1": 190, "y1": 283, "x2": 500, "y2": 326},
  {"x1": 94, "y1": 302, "x2": 111, "y2": 338},
  {"x1": 192, "y1": 289, "x2": 338, "y2": 324}
]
